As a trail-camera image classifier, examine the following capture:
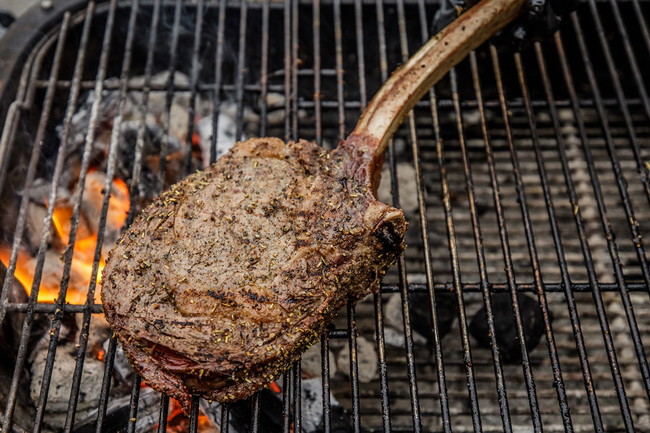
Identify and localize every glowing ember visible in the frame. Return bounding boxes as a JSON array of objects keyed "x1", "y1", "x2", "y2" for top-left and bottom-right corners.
[
  {"x1": 0, "y1": 176, "x2": 130, "y2": 304},
  {"x1": 156, "y1": 399, "x2": 217, "y2": 433}
]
